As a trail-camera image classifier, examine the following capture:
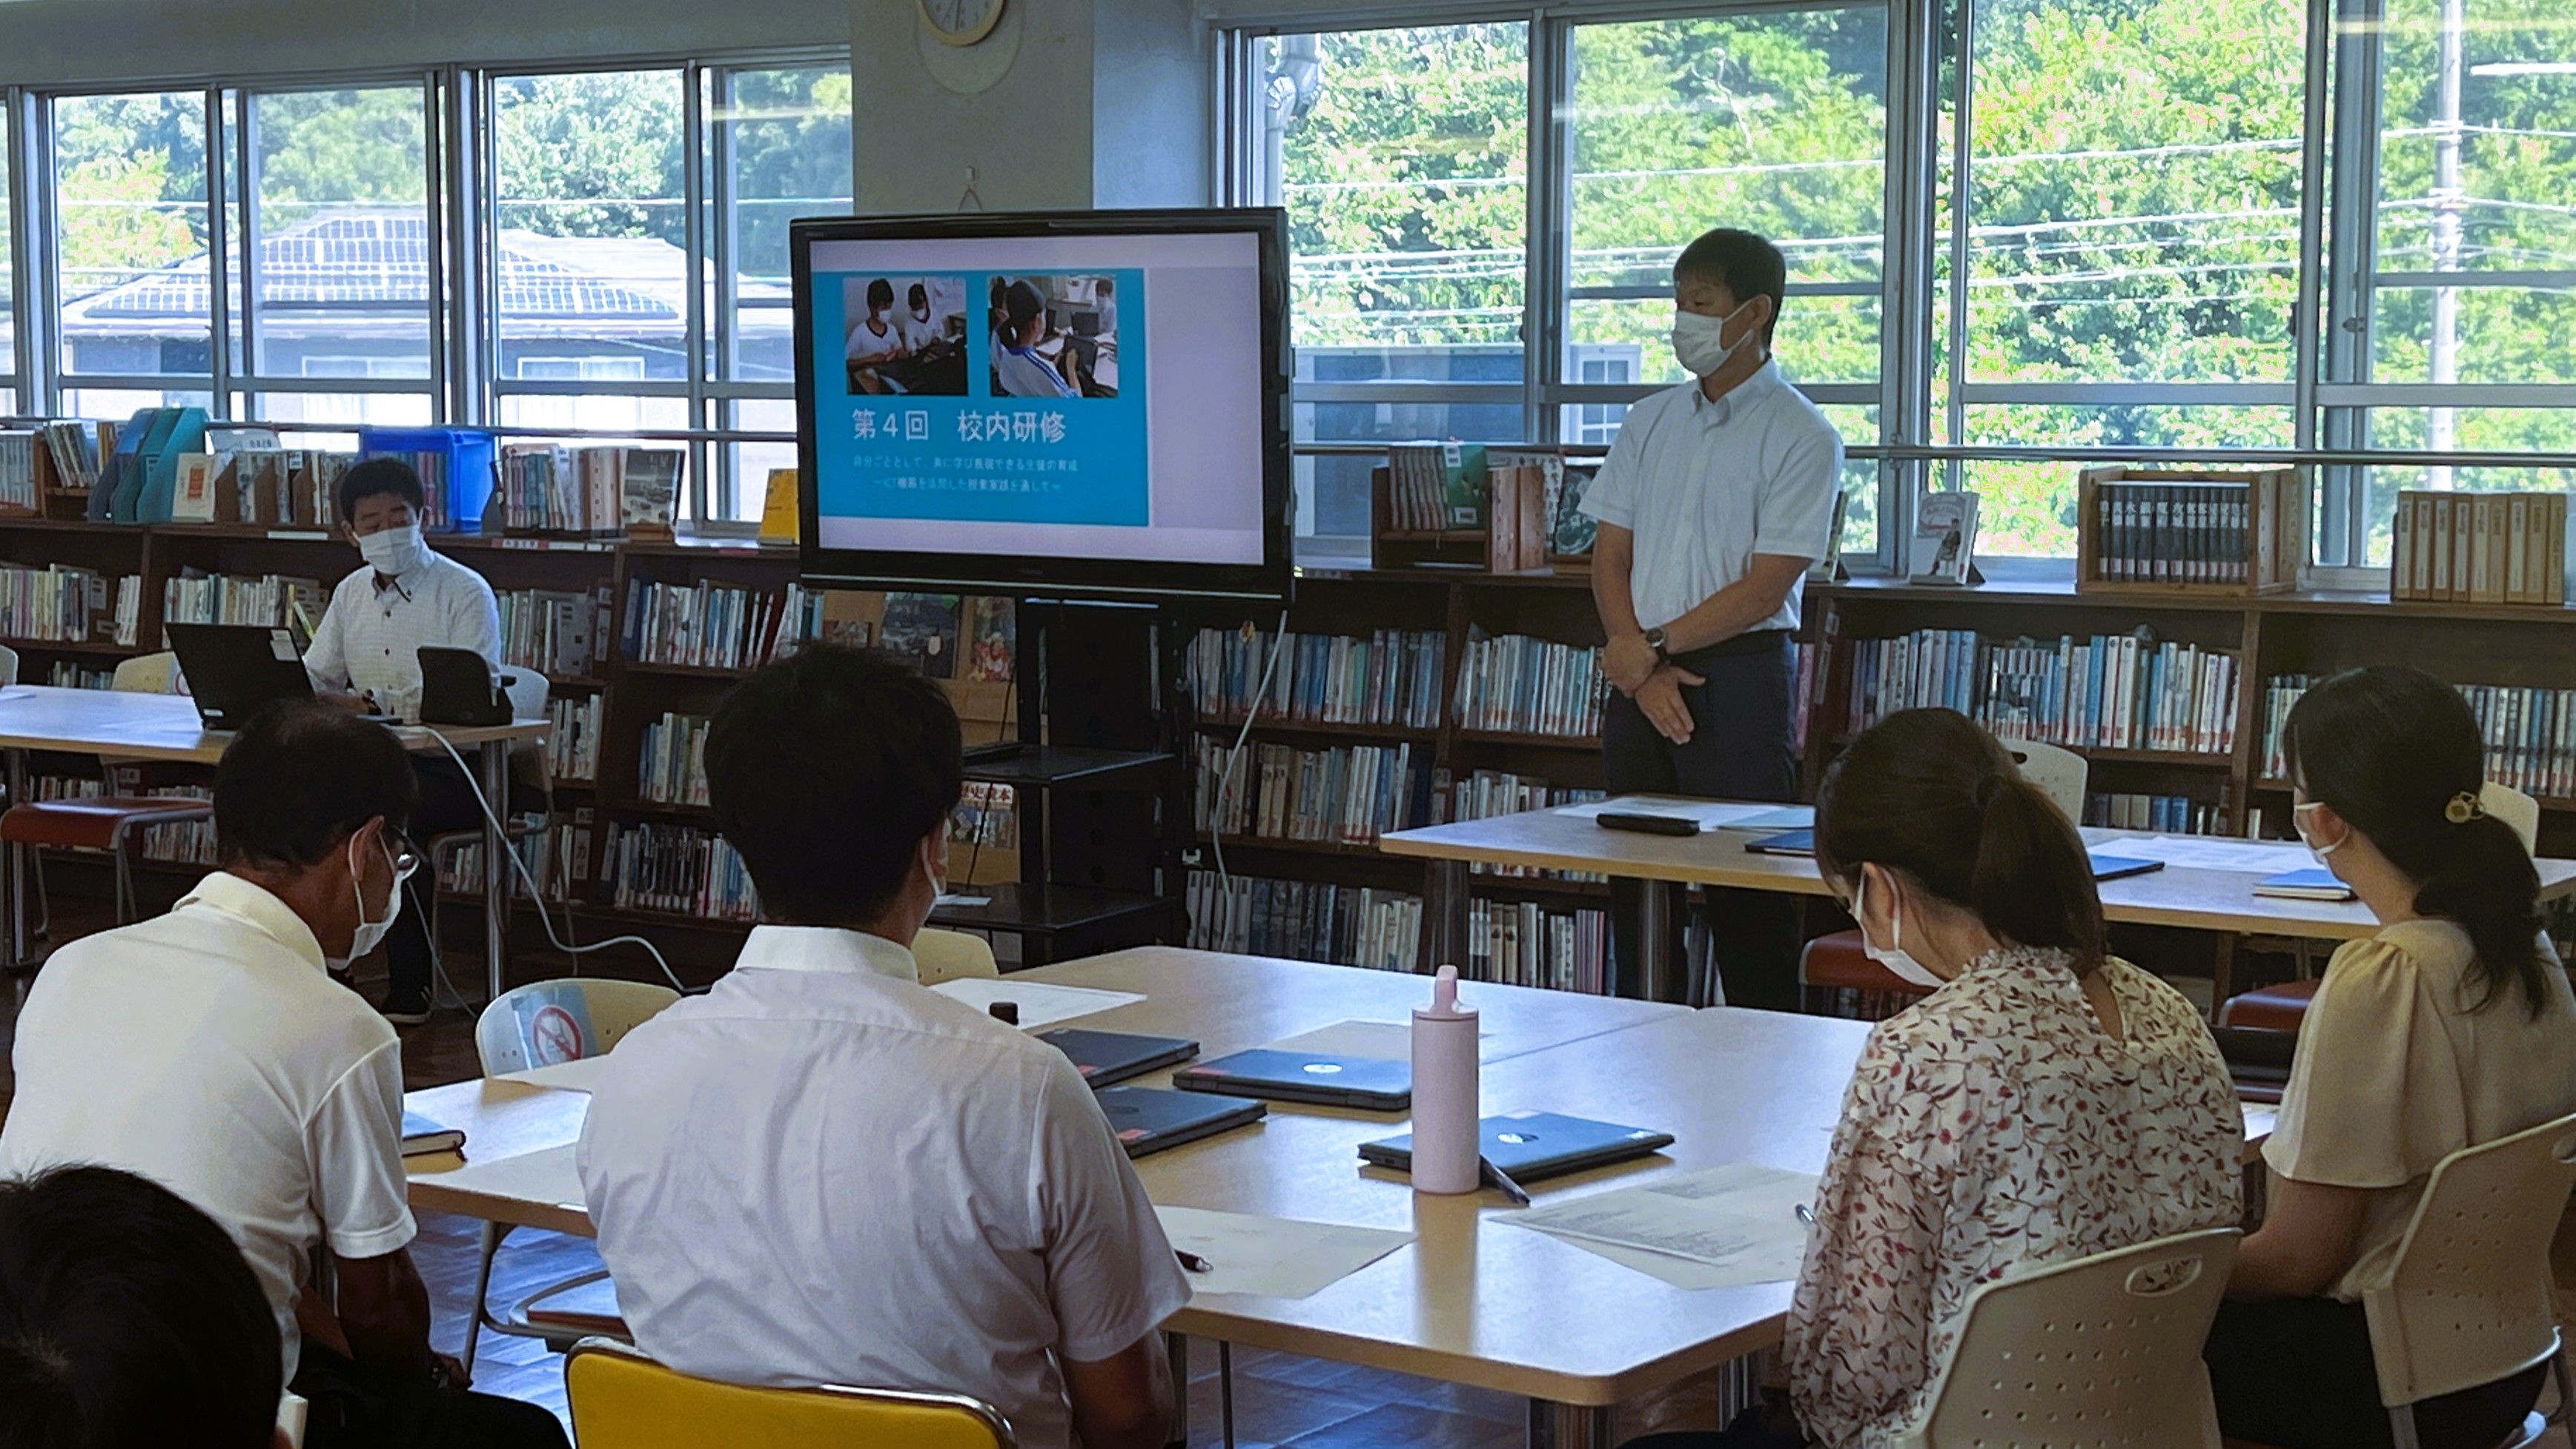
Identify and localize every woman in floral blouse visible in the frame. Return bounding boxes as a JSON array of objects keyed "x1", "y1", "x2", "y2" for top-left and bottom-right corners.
[{"x1": 1636, "y1": 708, "x2": 2244, "y2": 1449}]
